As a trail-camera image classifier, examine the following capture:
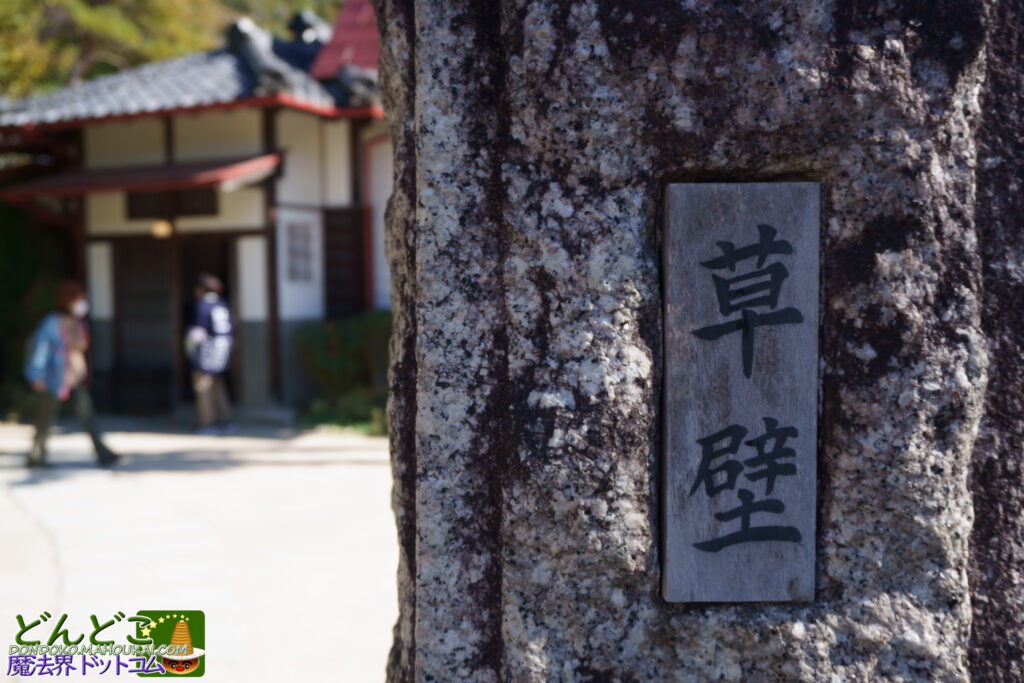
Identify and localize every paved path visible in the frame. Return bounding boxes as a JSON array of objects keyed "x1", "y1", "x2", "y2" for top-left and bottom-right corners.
[{"x1": 0, "y1": 419, "x2": 397, "y2": 682}]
